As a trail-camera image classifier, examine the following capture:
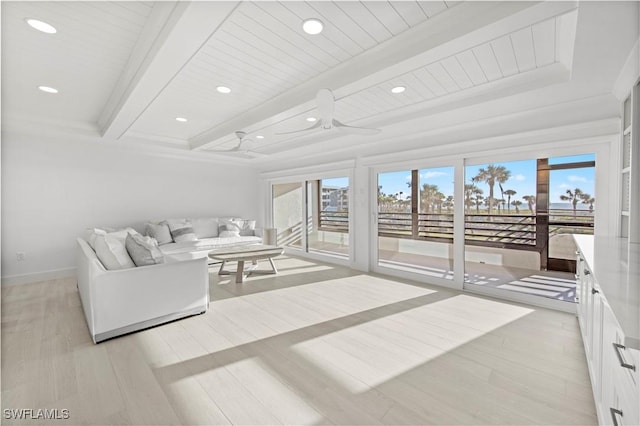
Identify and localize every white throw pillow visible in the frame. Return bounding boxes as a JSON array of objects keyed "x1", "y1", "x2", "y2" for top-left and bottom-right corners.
[
  {"x1": 191, "y1": 217, "x2": 219, "y2": 238},
  {"x1": 86, "y1": 228, "x2": 107, "y2": 250},
  {"x1": 93, "y1": 233, "x2": 136, "y2": 270},
  {"x1": 145, "y1": 221, "x2": 173, "y2": 245},
  {"x1": 232, "y1": 219, "x2": 256, "y2": 236},
  {"x1": 86, "y1": 227, "x2": 136, "y2": 249},
  {"x1": 125, "y1": 233, "x2": 164, "y2": 266},
  {"x1": 166, "y1": 218, "x2": 198, "y2": 243}
]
